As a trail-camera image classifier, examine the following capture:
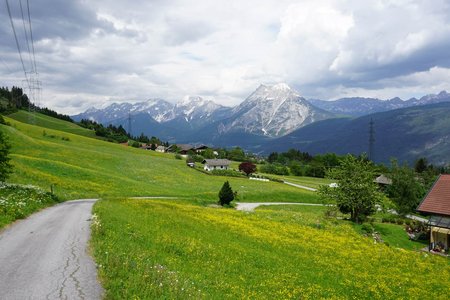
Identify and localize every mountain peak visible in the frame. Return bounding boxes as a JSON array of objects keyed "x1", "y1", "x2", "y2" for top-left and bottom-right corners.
[
  {"x1": 272, "y1": 83, "x2": 292, "y2": 91},
  {"x1": 179, "y1": 95, "x2": 204, "y2": 106}
]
